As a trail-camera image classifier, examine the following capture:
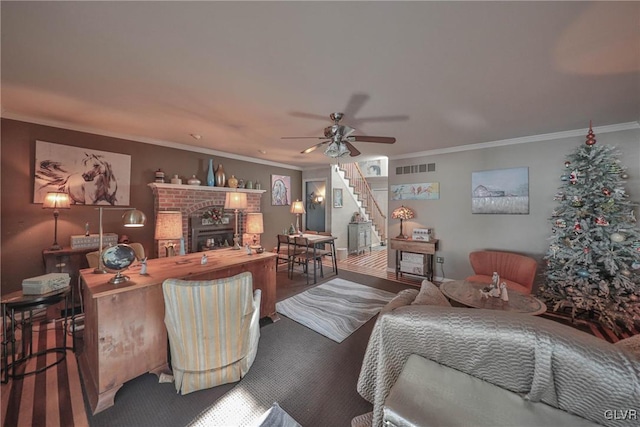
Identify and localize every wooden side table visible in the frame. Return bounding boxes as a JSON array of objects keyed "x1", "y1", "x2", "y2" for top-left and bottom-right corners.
[
  {"x1": 390, "y1": 238, "x2": 439, "y2": 282},
  {"x1": 440, "y1": 280, "x2": 547, "y2": 315},
  {"x1": 1, "y1": 287, "x2": 73, "y2": 383}
]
